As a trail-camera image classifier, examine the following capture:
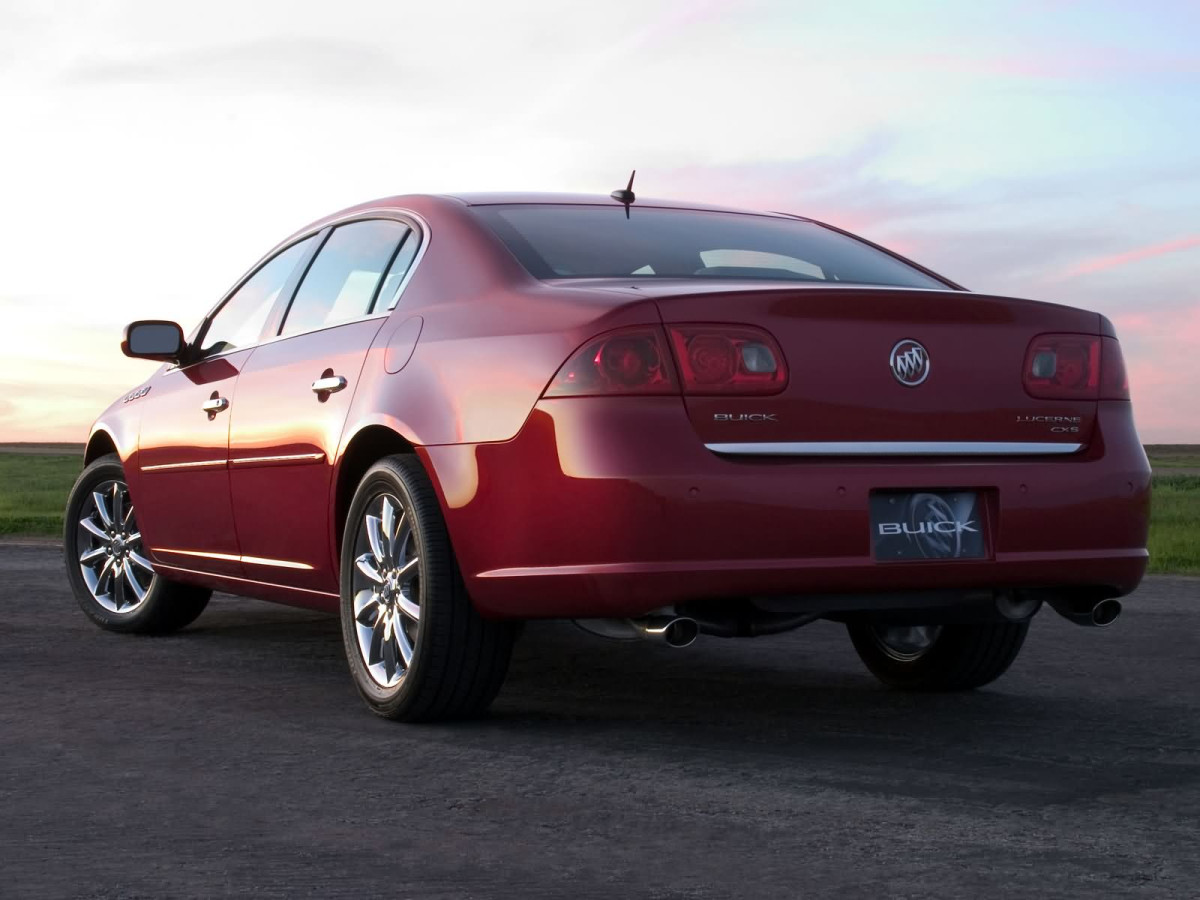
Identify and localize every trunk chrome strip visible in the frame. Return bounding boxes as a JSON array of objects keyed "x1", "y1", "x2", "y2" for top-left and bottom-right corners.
[{"x1": 705, "y1": 441, "x2": 1084, "y2": 456}]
